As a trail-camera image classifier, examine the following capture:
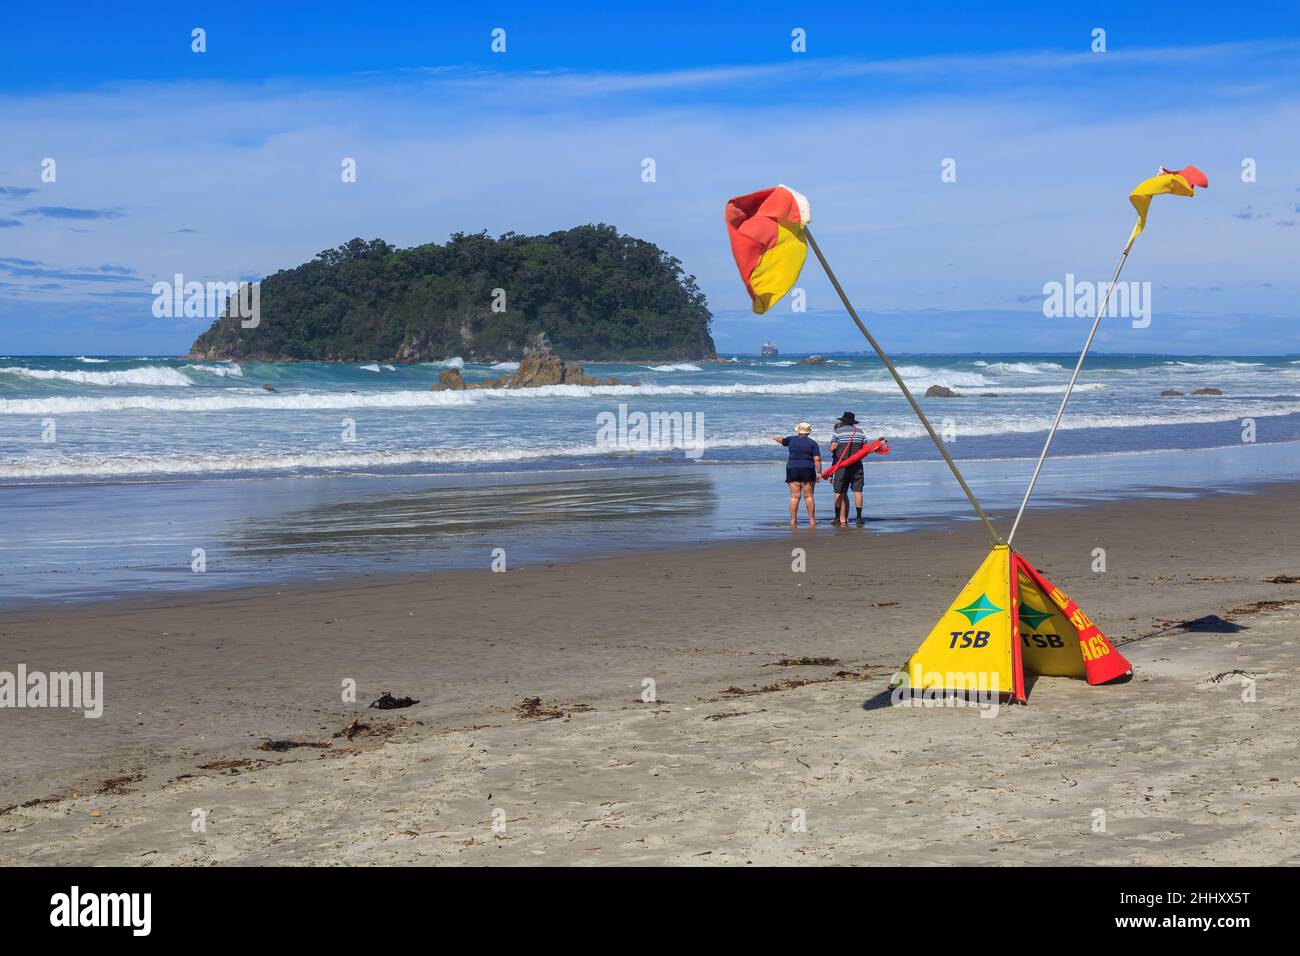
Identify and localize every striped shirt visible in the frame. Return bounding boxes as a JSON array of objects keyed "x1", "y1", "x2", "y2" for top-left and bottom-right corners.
[{"x1": 830, "y1": 424, "x2": 867, "y2": 464}]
